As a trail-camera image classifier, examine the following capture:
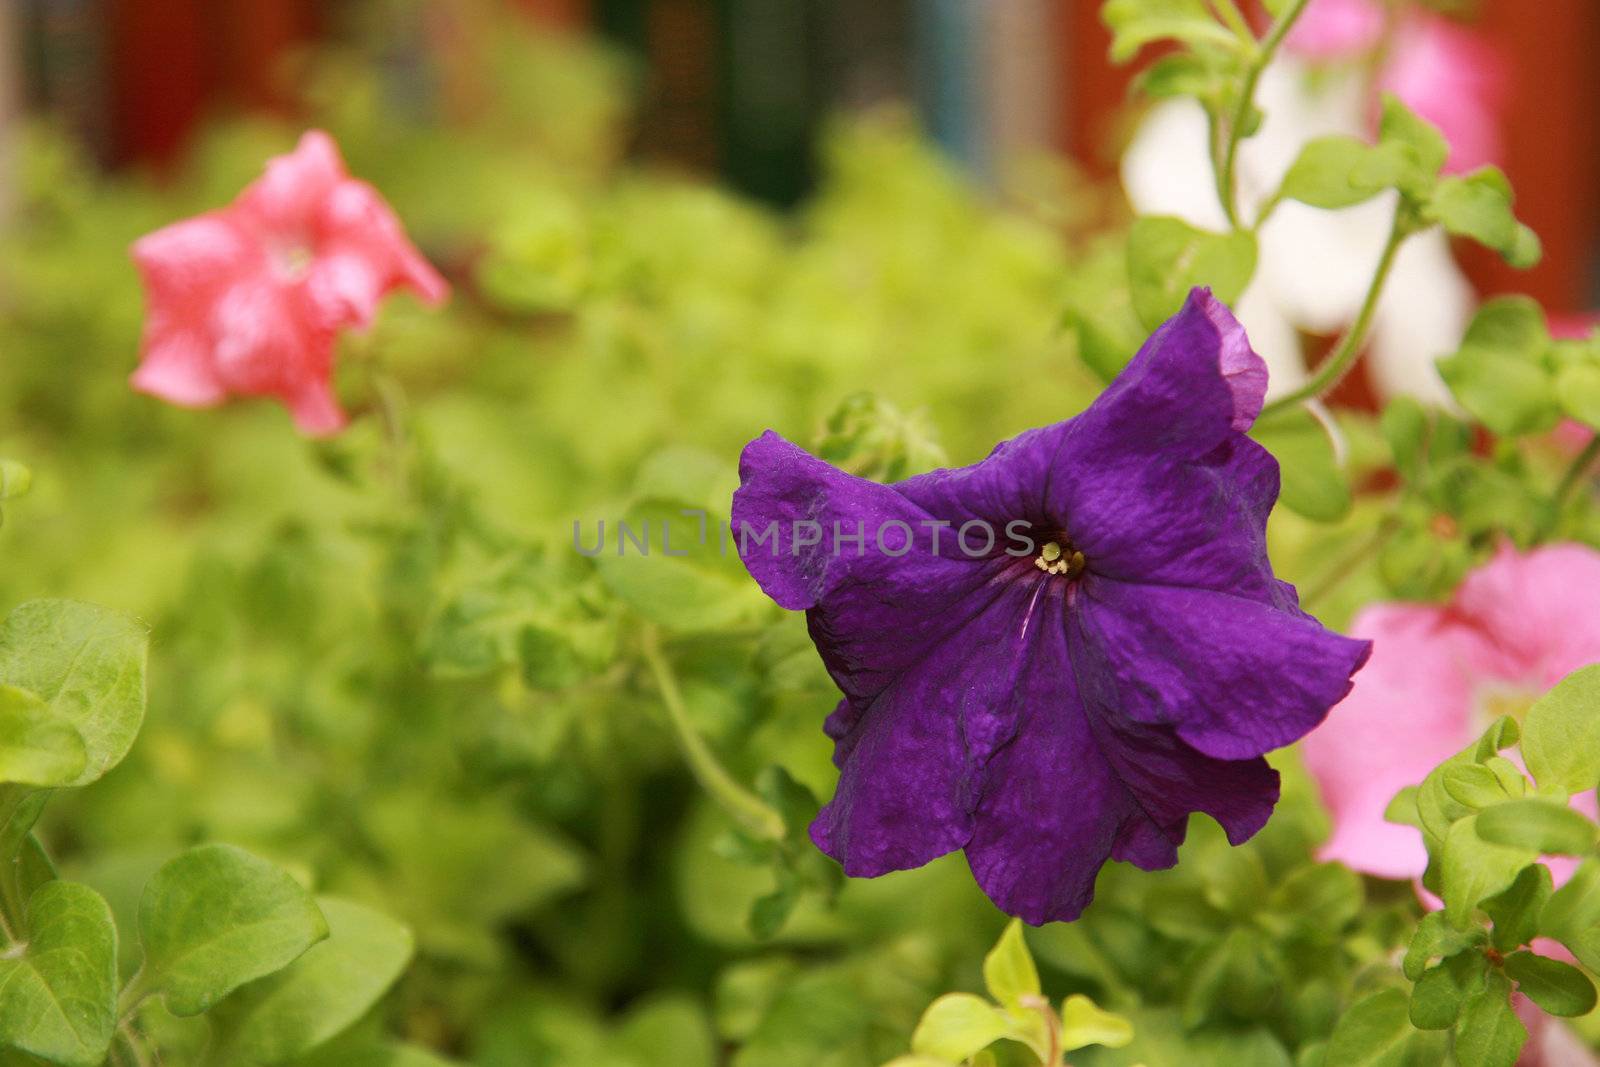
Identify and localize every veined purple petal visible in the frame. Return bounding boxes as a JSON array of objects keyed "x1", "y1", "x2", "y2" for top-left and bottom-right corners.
[
  {"x1": 1202, "y1": 291, "x2": 1269, "y2": 431},
  {"x1": 965, "y1": 617, "x2": 1280, "y2": 924},
  {"x1": 810, "y1": 577, "x2": 1062, "y2": 876},
  {"x1": 894, "y1": 422, "x2": 1068, "y2": 531},
  {"x1": 1075, "y1": 577, "x2": 1372, "y2": 760},
  {"x1": 1047, "y1": 292, "x2": 1283, "y2": 599},
  {"x1": 734, "y1": 431, "x2": 993, "y2": 703},
  {"x1": 1077, "y1": 288, "x2": 1268, "y2": 447},
  {"x1": 1060, "y1": 432, "x2": 1285, "y2": 600}
]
